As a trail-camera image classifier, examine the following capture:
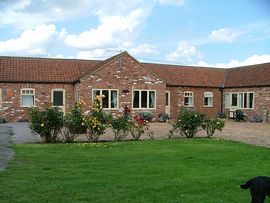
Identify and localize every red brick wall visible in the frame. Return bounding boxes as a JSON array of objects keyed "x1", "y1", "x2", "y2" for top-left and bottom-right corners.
[
  {"x1": 79, "y1": 53, "x2": 166, "y2": 119},
  {"x1": 223, "y1": 87, "x2": 270, "y2": 120},
  {"x1": 0, "y1": 83, "x2": 74, "y2": 122},
  {"x1": 167, "y1": 86, "x2": 222, "y2": 119}
]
